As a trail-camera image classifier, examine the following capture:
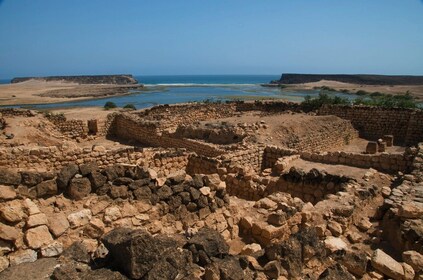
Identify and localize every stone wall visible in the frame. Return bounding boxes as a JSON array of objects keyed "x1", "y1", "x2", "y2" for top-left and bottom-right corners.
[
  {"x1": 301, "y1": 150, "x2": 415, "y2": 173},
  {"x1": 135, "y1": 103, "x2": 237, "y2": 131},
  {"x1": 108, "y1": 113, "x2": 224, "y2": 157},
  {"x1": 186, "y1": 155, "x2": 221, "y2": 175},
  {"x1": 0, "y1": 108, "x2": 36, "y2": 117},
  {"x1": 46, "y1": 114, "x2": 88, "y2": 139},
  {"x1": 262, "y1": 146, "x2": 299, "y2": 169},
  {"x1": 234, "y1": 100, "x2": 303, "y2": 113},
  {"x1": 319, "y1": 105, "x2": 423, "y2": 145},
  {"x1": 219, "y1": 146, "x2": 265, "y2": 172},
  {"x1": 226, "y1": 167, "x2": 350, "y2": 203},
  {"x1": 0, "y1": 145, "x2": 190, "y2": 176}
]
